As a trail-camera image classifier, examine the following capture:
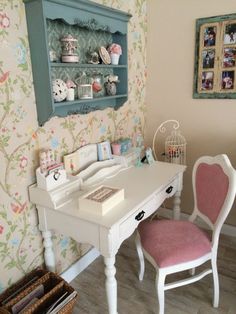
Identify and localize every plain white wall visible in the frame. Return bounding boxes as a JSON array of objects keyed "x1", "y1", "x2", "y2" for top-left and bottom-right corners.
[{"x1": 146, "y1": 0, "x2": 236, "y2": 225}]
